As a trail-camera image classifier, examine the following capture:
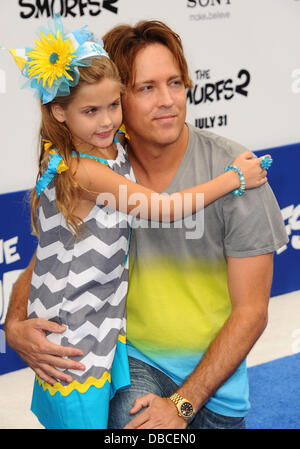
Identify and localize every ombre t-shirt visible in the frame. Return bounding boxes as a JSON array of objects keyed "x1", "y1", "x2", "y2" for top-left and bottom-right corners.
[{"x1": 126, "y1": 124, "x2": 288, "y2": 417}]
